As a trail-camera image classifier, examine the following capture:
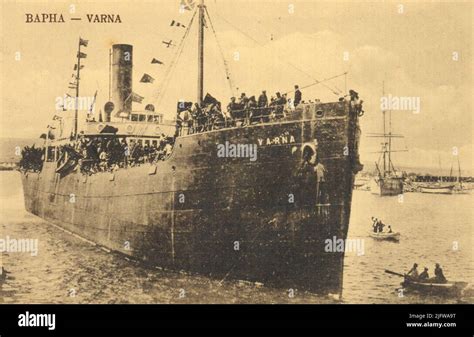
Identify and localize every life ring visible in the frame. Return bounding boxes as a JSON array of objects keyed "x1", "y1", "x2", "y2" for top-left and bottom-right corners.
[
  {"x1": 96, "y1": 123, "x2": 105, "y2": 132},
  {"x1": 126, "y1": 124, "x2": 134, "y2": 134},
  {"x1": 154, "y1": 126, "x2": 161, "y2": 135},
  {"x1": 302, "y1": 142, "x2": 317, "y2": 165}
]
